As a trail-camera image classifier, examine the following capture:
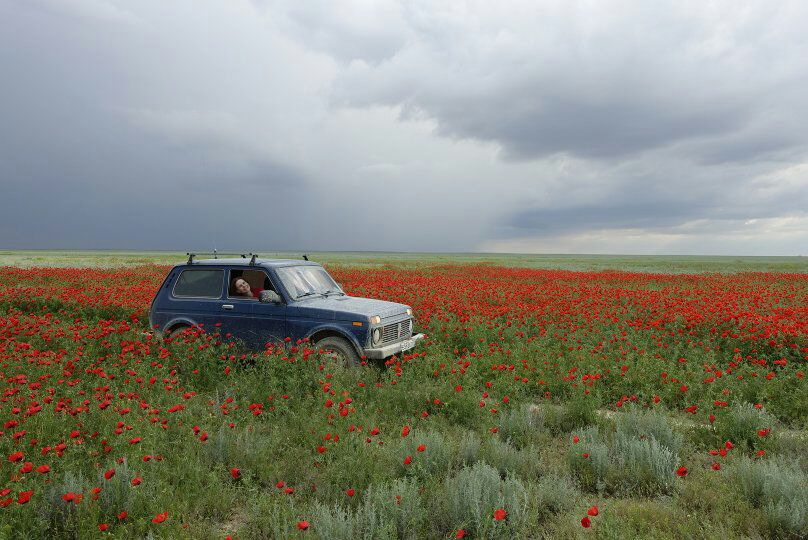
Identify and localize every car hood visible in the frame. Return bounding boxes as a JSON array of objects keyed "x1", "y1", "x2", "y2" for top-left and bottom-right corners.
[{"x1": 291, "y1": 295, "x2": 409, "y2": 321}]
